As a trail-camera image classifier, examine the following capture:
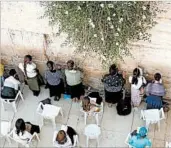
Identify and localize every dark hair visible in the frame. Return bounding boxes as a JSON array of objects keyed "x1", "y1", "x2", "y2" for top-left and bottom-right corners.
[
  {"x1": 46, "y1": 61, "x2": 54, "y2": 67},
  {"x1": 109, "y1": 64, "x2": 118, "y2": 75},
  {"x1": 67, "y1": 60, "x2": 74, "y2": 66},
  {"x1": 9, "y1": 69, "x2": 16, "y2": 76},
  {"x1": 132, "y1": 68, "x2": 140, "y2": 85},
  {"x1": 154, "y1": 73, "x2": 161, "y2": 81},
  {"x1": 25, "y1": 55, "x2": 32, "y2": 61},
  {"x1": 88, "y1": 92, "x2": 102, "y2": 105},
  {"x1": 15, "y1": 118, "x2": 26, "y2": 135}
]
